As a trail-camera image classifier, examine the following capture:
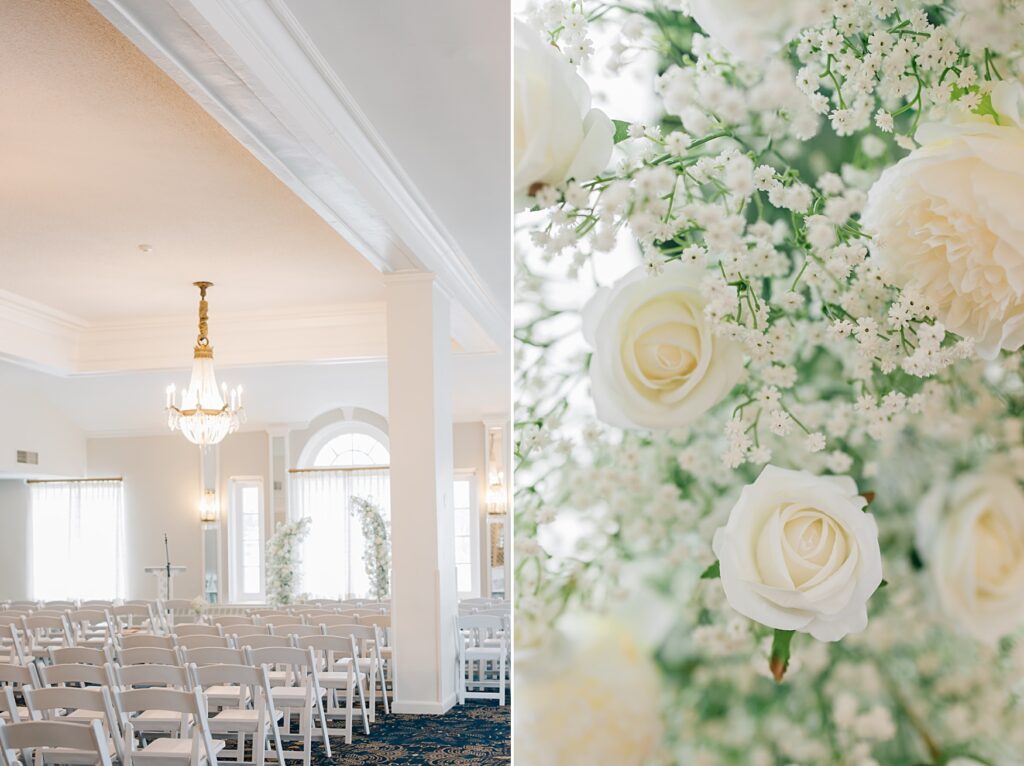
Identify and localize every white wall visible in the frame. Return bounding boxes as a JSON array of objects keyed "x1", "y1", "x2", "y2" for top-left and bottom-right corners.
[
  {"x1": 0, "y1": 367, "x2": 86, "y2": 478},
  {"x1": 453, "y1": 421, "x2": 487, "y2": 593},
  {"x1": 87, "y1": 435, "x2": 203, "y2": 599},
  {"x1": 0, "y1": 480, "x2": 30, "y2": 600}
]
